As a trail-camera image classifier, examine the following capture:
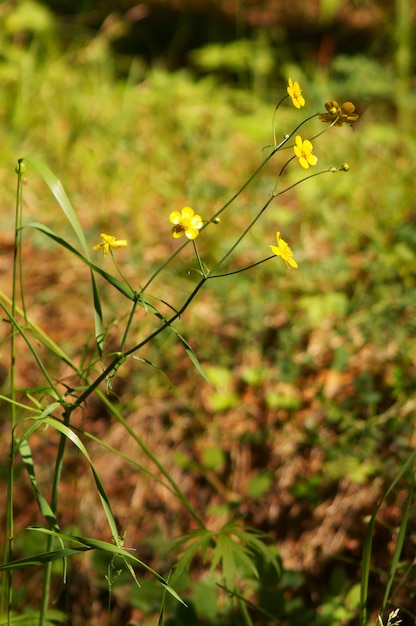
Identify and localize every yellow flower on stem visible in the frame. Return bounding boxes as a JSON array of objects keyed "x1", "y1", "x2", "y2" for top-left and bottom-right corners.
[
  {"x1": 319, "y1": 100, "x2": 359, "y2": 127},
  {"x1": 287, "y1": 77, "x2": 305, "y2": 109},
  {"x1": 170, "y1": 206, "x2": 203, "y2": 240},
  {"x1": 93, "y1": 233, "x2": 127, "y2": 256},
  {"x1": 294, "y1": 135, "x2": 318, "y2": 169},
  {"x1": 270, "y1": 232, "x2": 298, "y2": 269}
]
